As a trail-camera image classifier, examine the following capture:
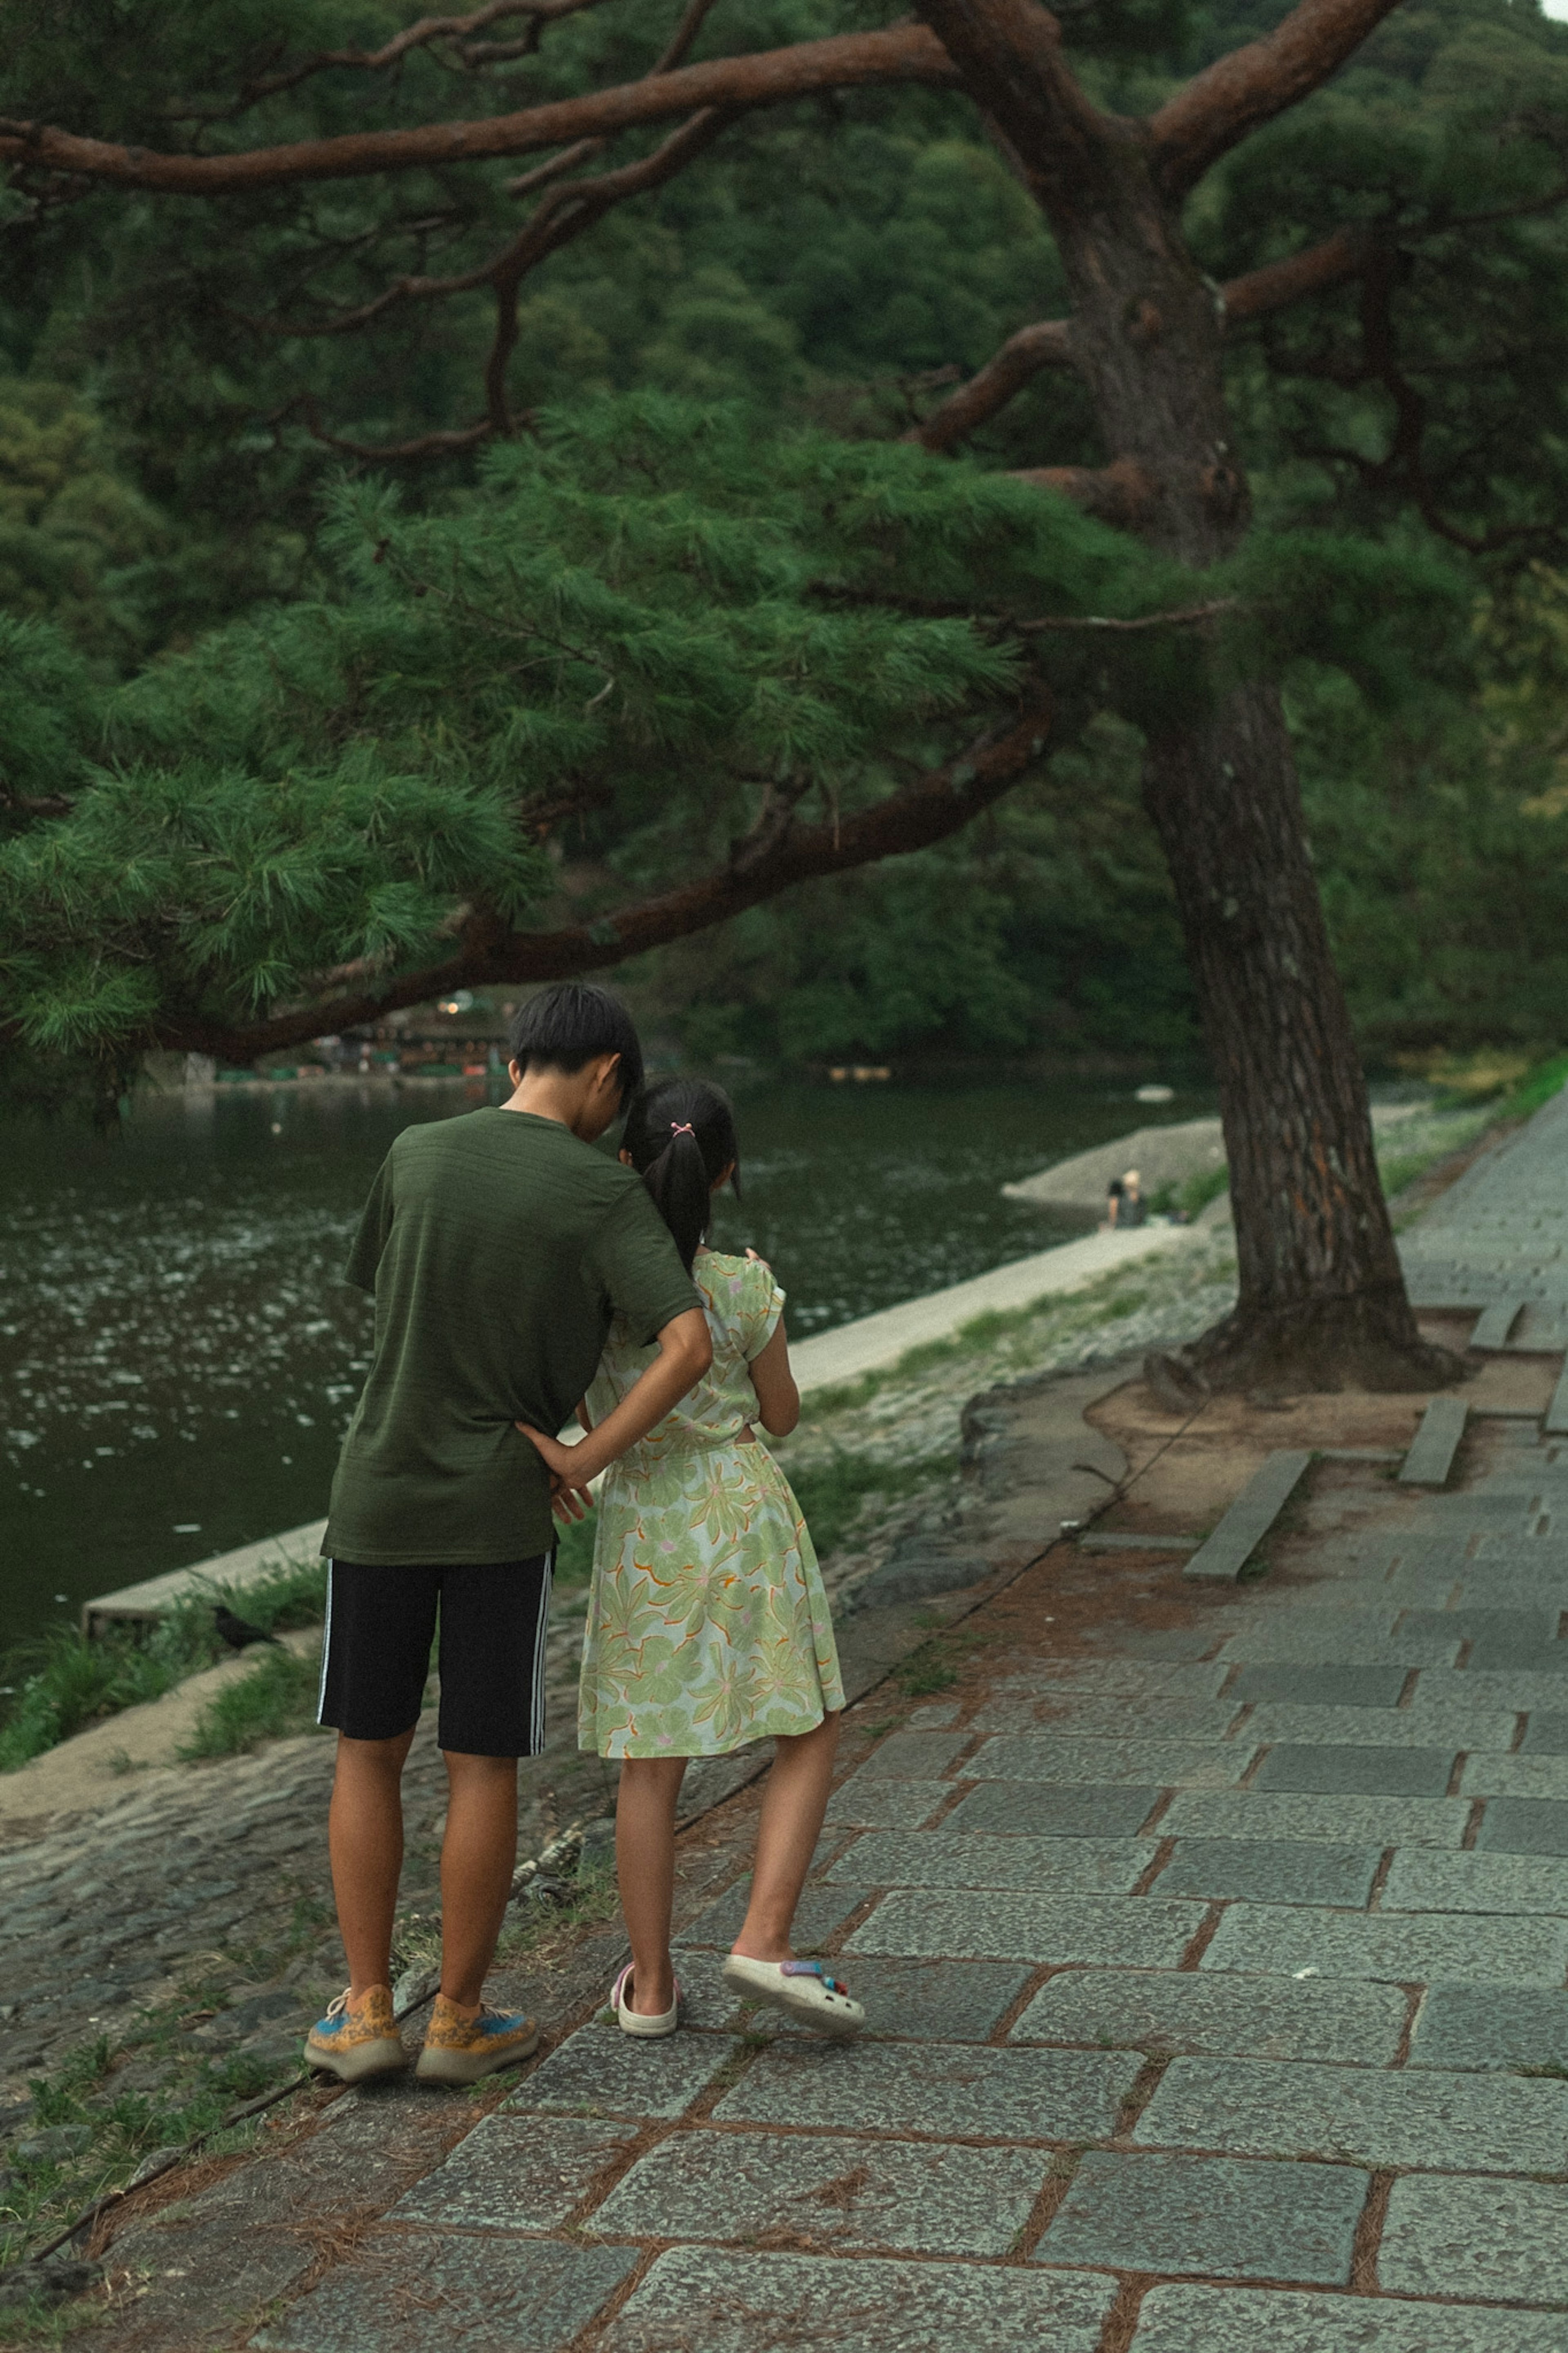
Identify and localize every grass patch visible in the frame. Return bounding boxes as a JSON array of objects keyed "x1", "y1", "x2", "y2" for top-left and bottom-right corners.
[
  {"x1": 1505, "y1": 1050, "x2": 1568, "y2": 1121},
  {"x1": 1179, "y1": 1166, "x2": 1230, "y2": 1217},
  {"x1": 176, "y1": 1645, "x2": 322, "y2": 1761},
  {"x1": 892, "y1": 1624, "x2": 987, "y2": 1698},
  {"x1": 0, "y1": 1556, "x2": 326, "y2": 1774},
  {"x1": 786, "y1": 1450, "x2": 956, "y2": 1558}
]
